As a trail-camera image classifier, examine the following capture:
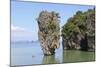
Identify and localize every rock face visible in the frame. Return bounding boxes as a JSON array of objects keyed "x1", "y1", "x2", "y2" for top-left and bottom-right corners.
[
  {"x1": 37, "y1": 11, "x2": 60, "y2": 55},
  {"x1": 62, "y1": 8, "x2": 95, "y2": 51}
]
